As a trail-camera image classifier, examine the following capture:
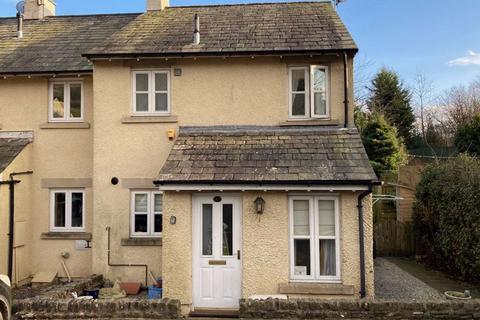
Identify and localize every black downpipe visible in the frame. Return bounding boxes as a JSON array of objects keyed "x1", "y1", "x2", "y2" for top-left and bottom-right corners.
[
  {"x1": 106, "y1": 226, "x2": 148, "y2": 286},
  {"x1": 343, "y1": 52, "x2": 349, "y2": 128},
  {"x1": 0, "y1": 180, "x2": 19, "y2": 281},
  {"x1": 357, "y1": 184, "x2": 373, "y2": 298}
]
